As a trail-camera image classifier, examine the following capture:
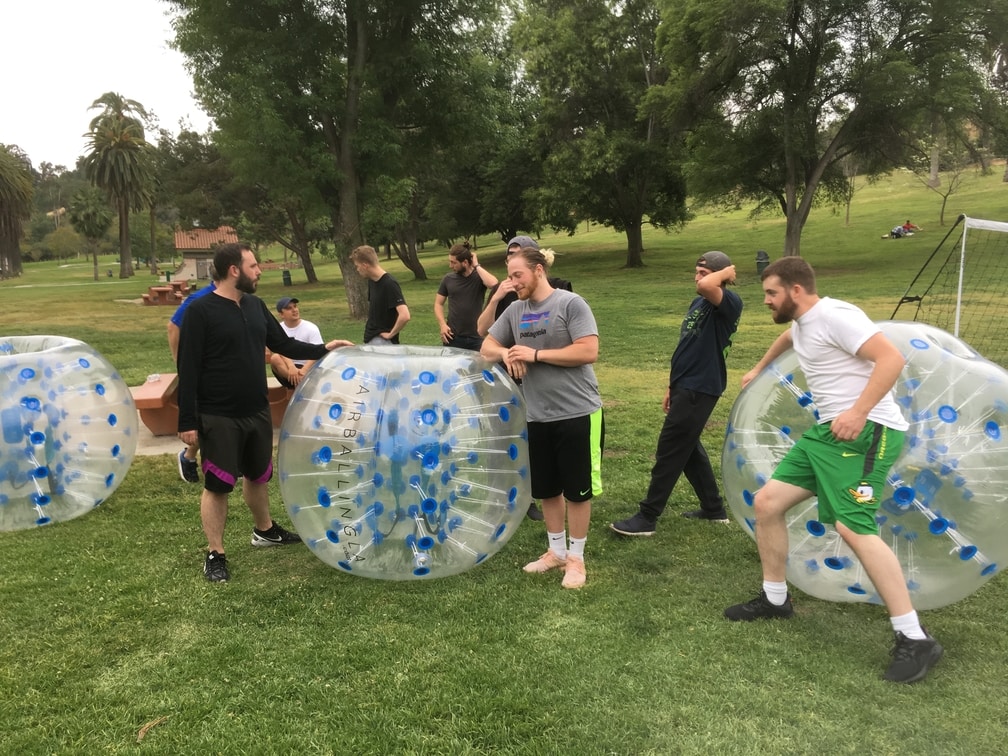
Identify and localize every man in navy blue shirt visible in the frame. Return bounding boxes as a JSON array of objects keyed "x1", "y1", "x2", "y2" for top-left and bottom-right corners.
[{"x1": 610, "y1": 251, "x2": 743, "y2": 536}]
